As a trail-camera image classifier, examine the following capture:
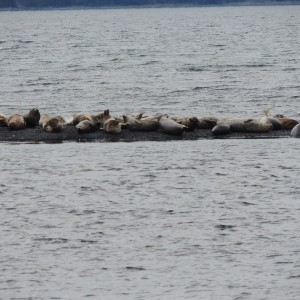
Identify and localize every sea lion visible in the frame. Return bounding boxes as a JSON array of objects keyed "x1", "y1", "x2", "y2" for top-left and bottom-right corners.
[
  {"x1": 76, "y1": 120, "x2": 98, "y2": 134},
  {"x1": 212, "y1": 124, "x2": 231, "y2": 136},
  {"x1": 103, "y1": 118, "x2": 121, "y2": 134},
  {"x1": 291, "y1": 124, "x2": 300, "y2": 138},
  {"x1": 158, "y1": 115, "x2": 187, "y2": 135},
  {"x1": 23, "y1": 108, "x2": 40, "y2": 127},
  {"x1": 171, "y1": 116, "x2": 198, "y2": 132},
  {"x1": 40, "y1": 114, "x2": 66, "y2": 132},
  {"x1": 123, "y1": 112, "x2": 159, "y2": 132},
  {"x1": 5, "y1": 114, "x2": 26, "y2": 130},
  {"x1": 197, "y1": 116, "x2": 218, "y2": 129}
]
